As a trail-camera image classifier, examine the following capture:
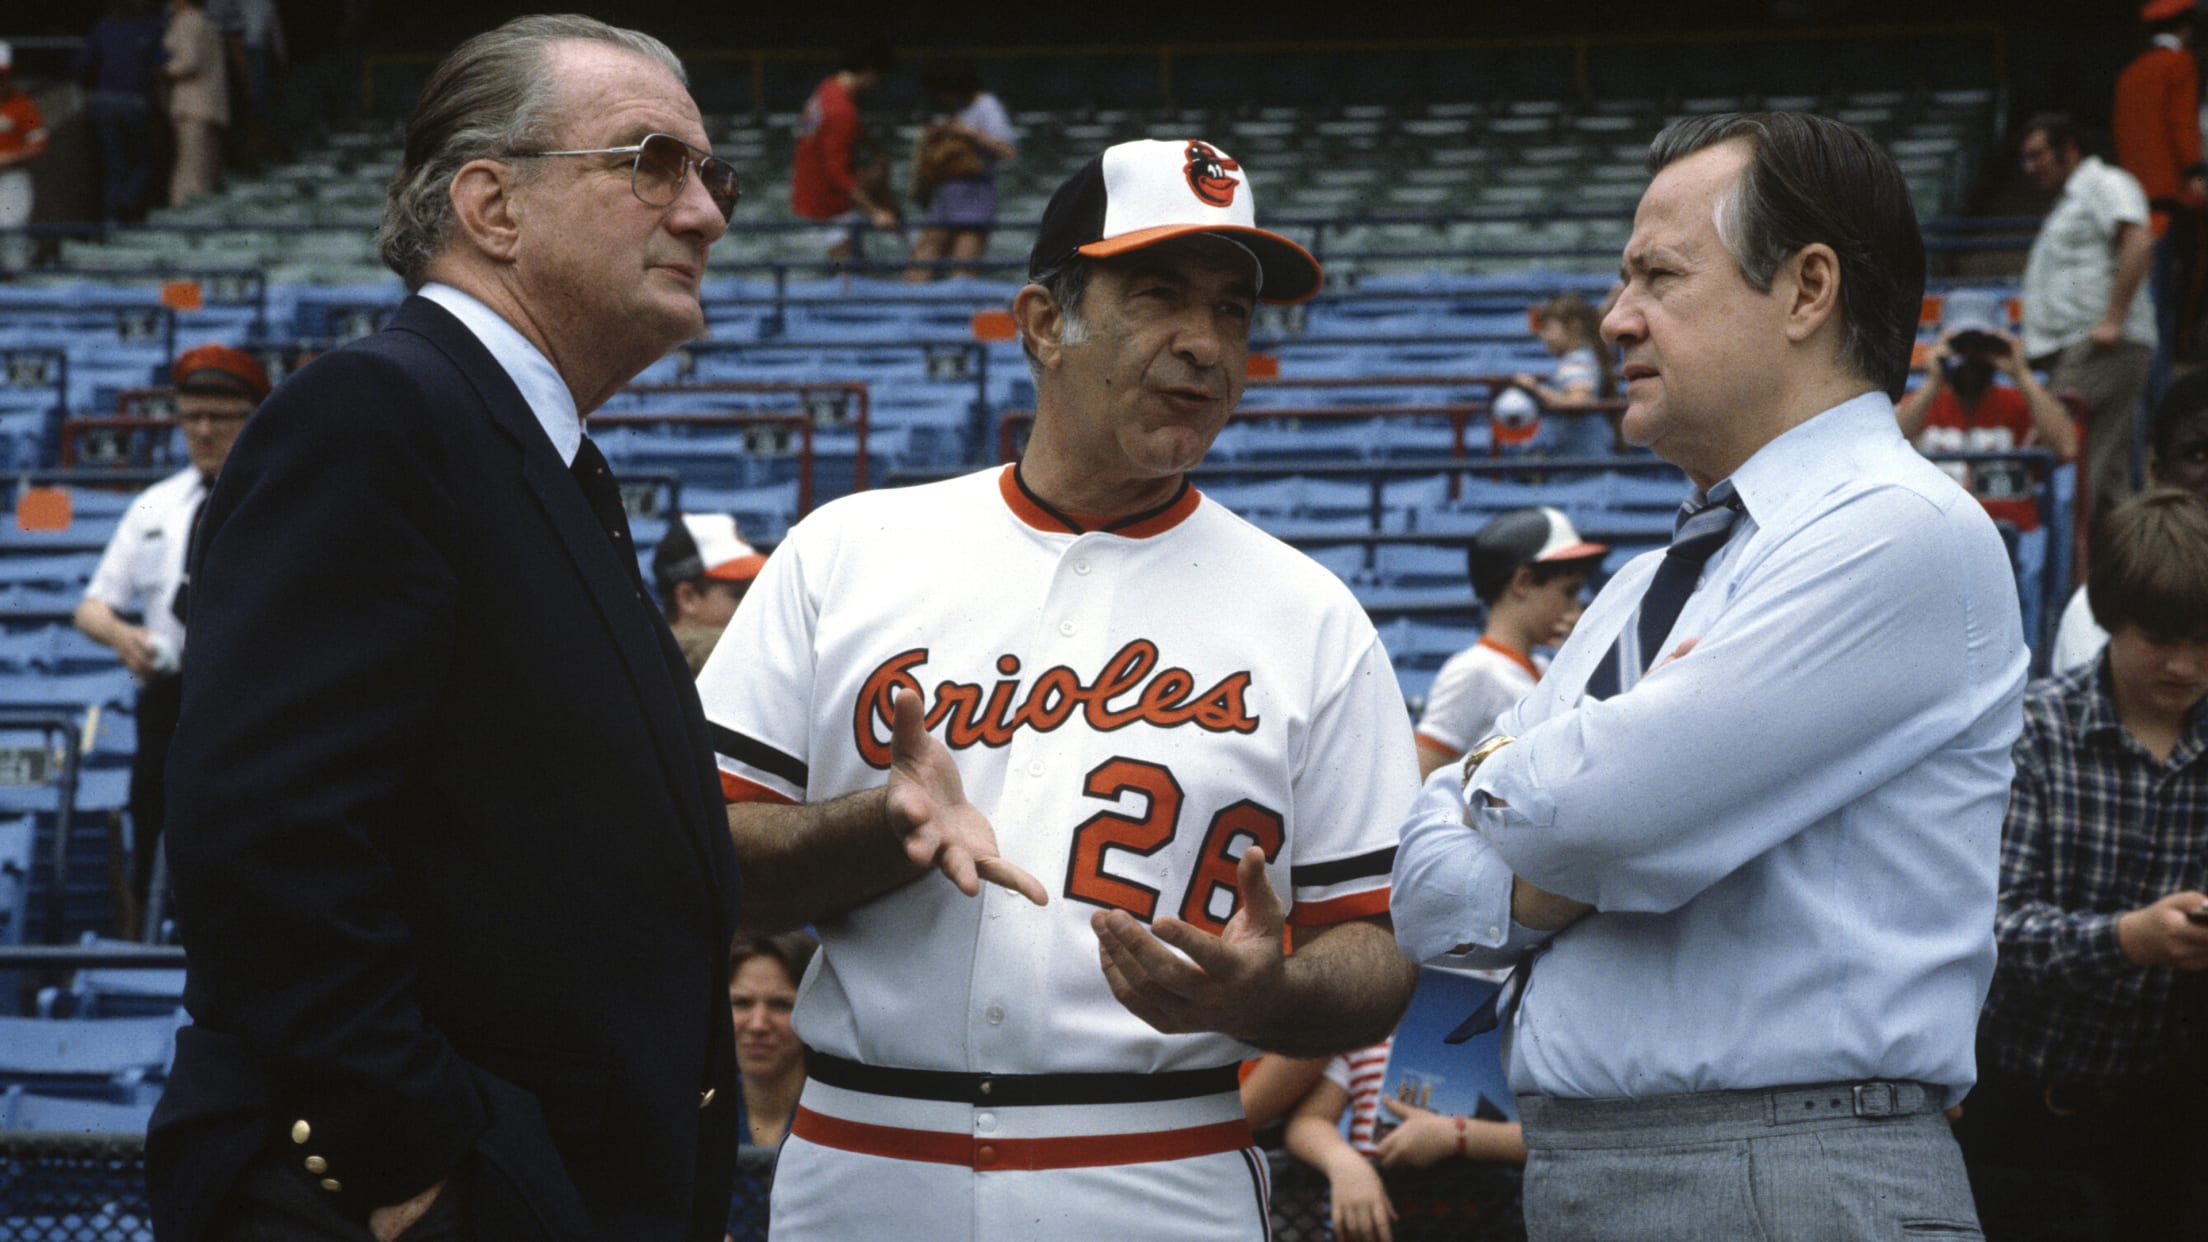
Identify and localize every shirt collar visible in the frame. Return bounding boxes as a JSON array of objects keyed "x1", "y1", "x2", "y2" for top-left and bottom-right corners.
[
  {"x1": 1713, "y1": 390, "x2": 1899, "y2": 531},
  {"x1": 418, "y1": 281, "x2": 582, "y2": 466}
]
